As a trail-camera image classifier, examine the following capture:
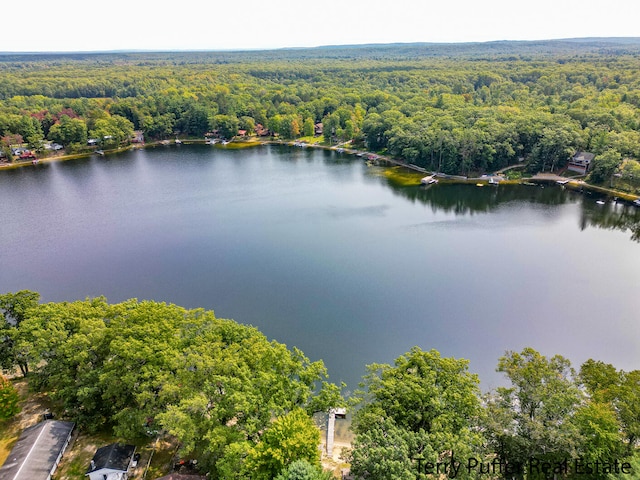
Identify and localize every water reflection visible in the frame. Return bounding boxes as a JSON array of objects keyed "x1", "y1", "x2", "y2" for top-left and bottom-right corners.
[
  {"x1": 579, "y1": 198, "x2": 640, "y2": 242},
  {"x1": 2, "y1": 146, "x2": 639, "y2": 394},
  {"x1": 378, "y1": 175, "x2": 640, "y2": 242}
]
